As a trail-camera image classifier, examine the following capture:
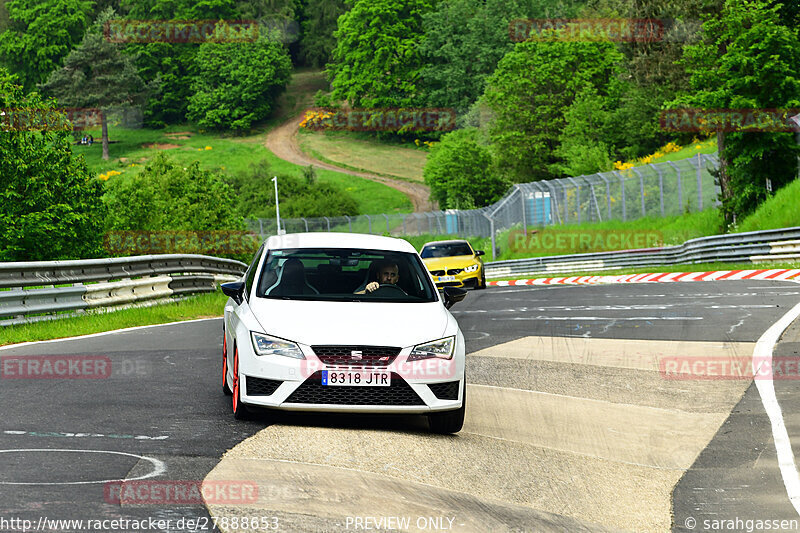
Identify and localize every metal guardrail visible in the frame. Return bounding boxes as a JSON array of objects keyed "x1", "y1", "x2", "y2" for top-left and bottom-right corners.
[
  {"x1": 0, "y1": 254, "x2": 246, "y2": 326},
  {"x1": 484, "y1": 227, "x2": 800, "y2": 278}
]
